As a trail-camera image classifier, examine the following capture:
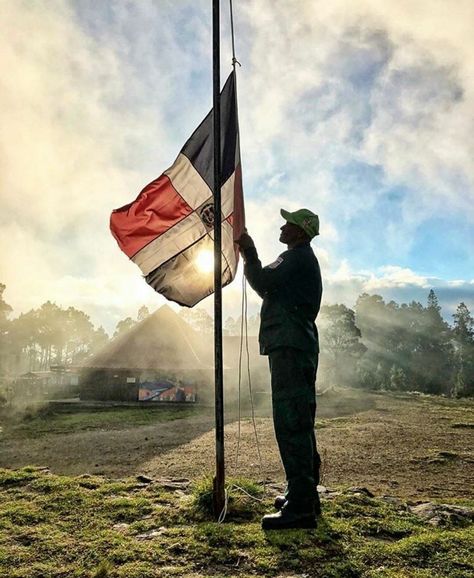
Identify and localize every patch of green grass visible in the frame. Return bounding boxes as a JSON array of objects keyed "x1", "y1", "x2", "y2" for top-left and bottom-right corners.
[
  {"x1": 356, "y1": 528, "x2": 474, "y2": 578},
  {"x1": 1, "y1": 405, "x2": 202, "y2": 439},
  {"x1": 0, "y1": 501, "x2": 45, "y2": 526},
  {"x1": 190, "y1": 476, "x2": 266, "y2": 521},
  {"x1": 0, "y1": 467, "x2": 472, "y2": 578},
  {"x1": 102, "y1": 496, "x2": 154, "y2": 523},
  {"x1": 0, "y1": 466, "x2": 40, "y2": 487},
  {"x1": 316, "y1": 416, "x2": 352, "y2": 429}
]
